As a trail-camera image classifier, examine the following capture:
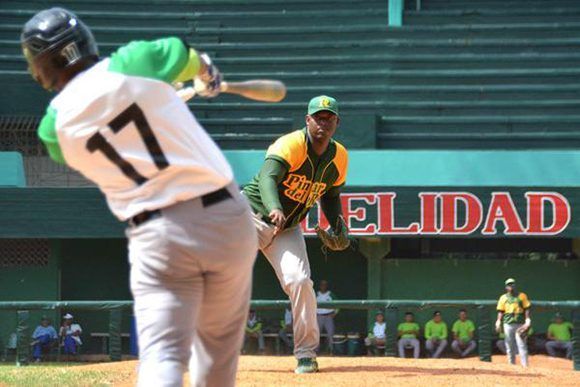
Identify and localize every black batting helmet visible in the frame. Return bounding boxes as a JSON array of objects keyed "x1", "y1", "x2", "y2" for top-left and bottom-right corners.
[{"x1": 21, "y1": 8, "x2": 98, "y2": 90}]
